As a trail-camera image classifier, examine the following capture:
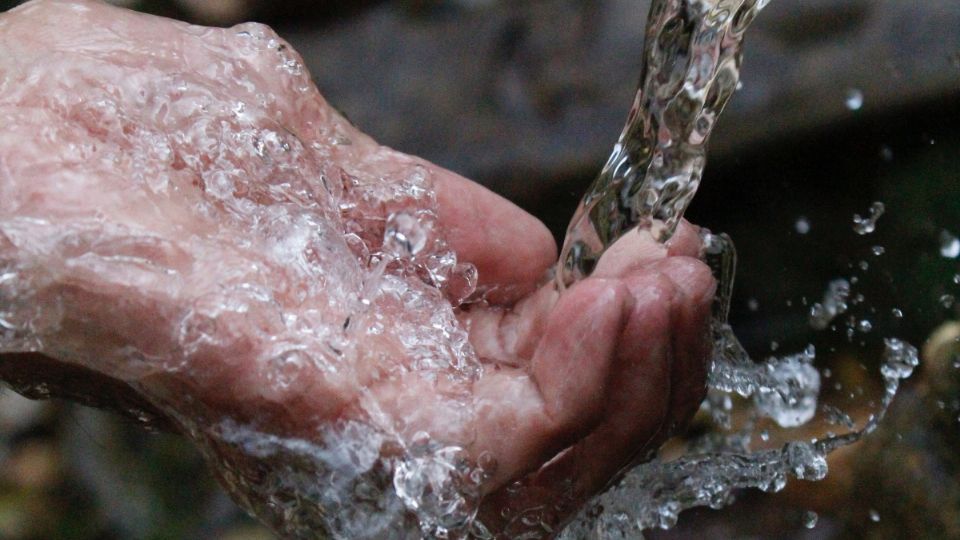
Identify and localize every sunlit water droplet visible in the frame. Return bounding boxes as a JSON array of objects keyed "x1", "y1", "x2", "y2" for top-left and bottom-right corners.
[
  {"x1": 880, "y1": 338, "x2": 920, "y2": 381},
  {"x1": 844, "y1": 88, "x2": 864, "y2": 110},
  {"x1": 809, "y1": 279, "x2": 851, "y2": 330},
  {"x1": 852, "y1": 202, "x2": 885, "y2": 235},
  {"x1": 940, "y1": 230, "x2": 960, "y2": 258},
  {"x1": 754, "y1": 351, "x2": 821, "y2": 428}
]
